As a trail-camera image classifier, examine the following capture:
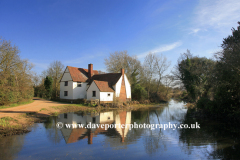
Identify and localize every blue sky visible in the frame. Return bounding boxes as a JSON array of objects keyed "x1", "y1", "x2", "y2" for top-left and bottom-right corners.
[{"x1": 1, "y1": 0, "x2": 240, "y2": 74}]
